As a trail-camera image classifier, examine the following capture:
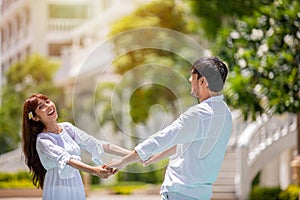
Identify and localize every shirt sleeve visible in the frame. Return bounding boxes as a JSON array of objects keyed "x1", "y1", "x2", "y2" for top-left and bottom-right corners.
[
  {"x1": 135, "y1": 106, "x2": 204, "y2": 161},
  {"x1": 67, "y1": 123, "x2": 109, "y2": 165},
  {"x1": 36, "y1": 135, "x2": 81, "y2": 179}
]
